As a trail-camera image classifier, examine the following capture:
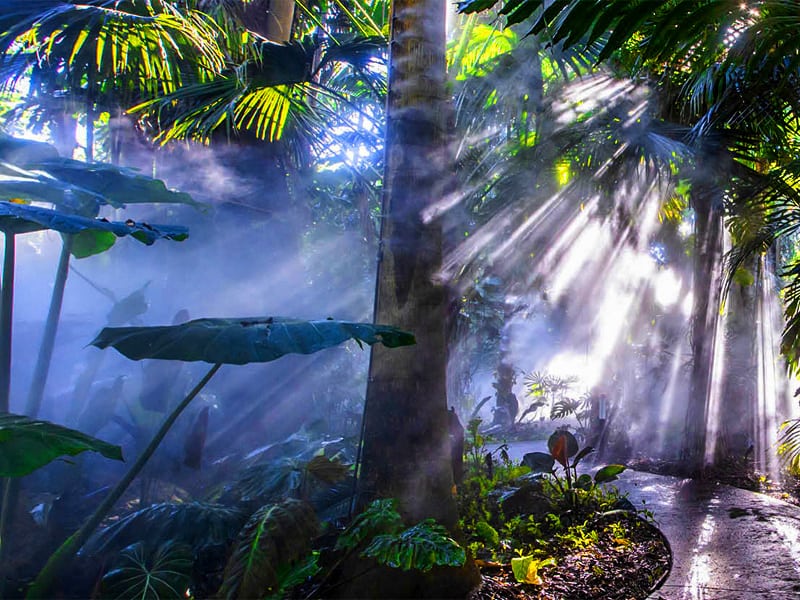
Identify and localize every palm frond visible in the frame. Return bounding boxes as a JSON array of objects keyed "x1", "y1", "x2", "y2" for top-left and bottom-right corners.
[{"x1": 0, "y1": 0, "x2": 224, "y2": 99}]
